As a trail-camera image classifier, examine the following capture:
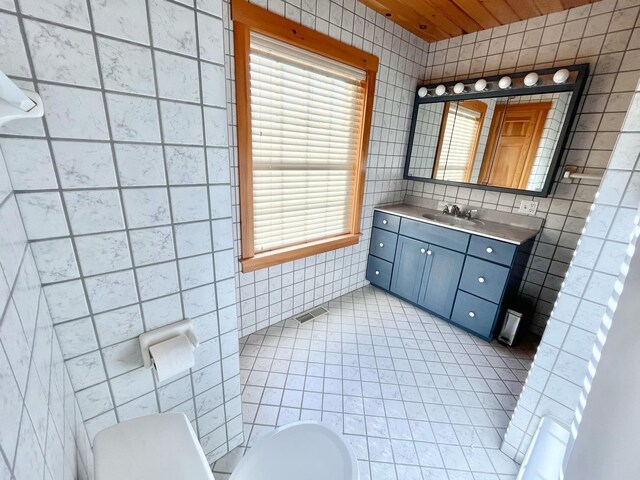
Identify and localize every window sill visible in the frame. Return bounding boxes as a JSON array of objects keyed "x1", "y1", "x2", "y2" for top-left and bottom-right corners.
[{"x1": 240, "y1": 233, "x2": 361, "y2": 273}]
